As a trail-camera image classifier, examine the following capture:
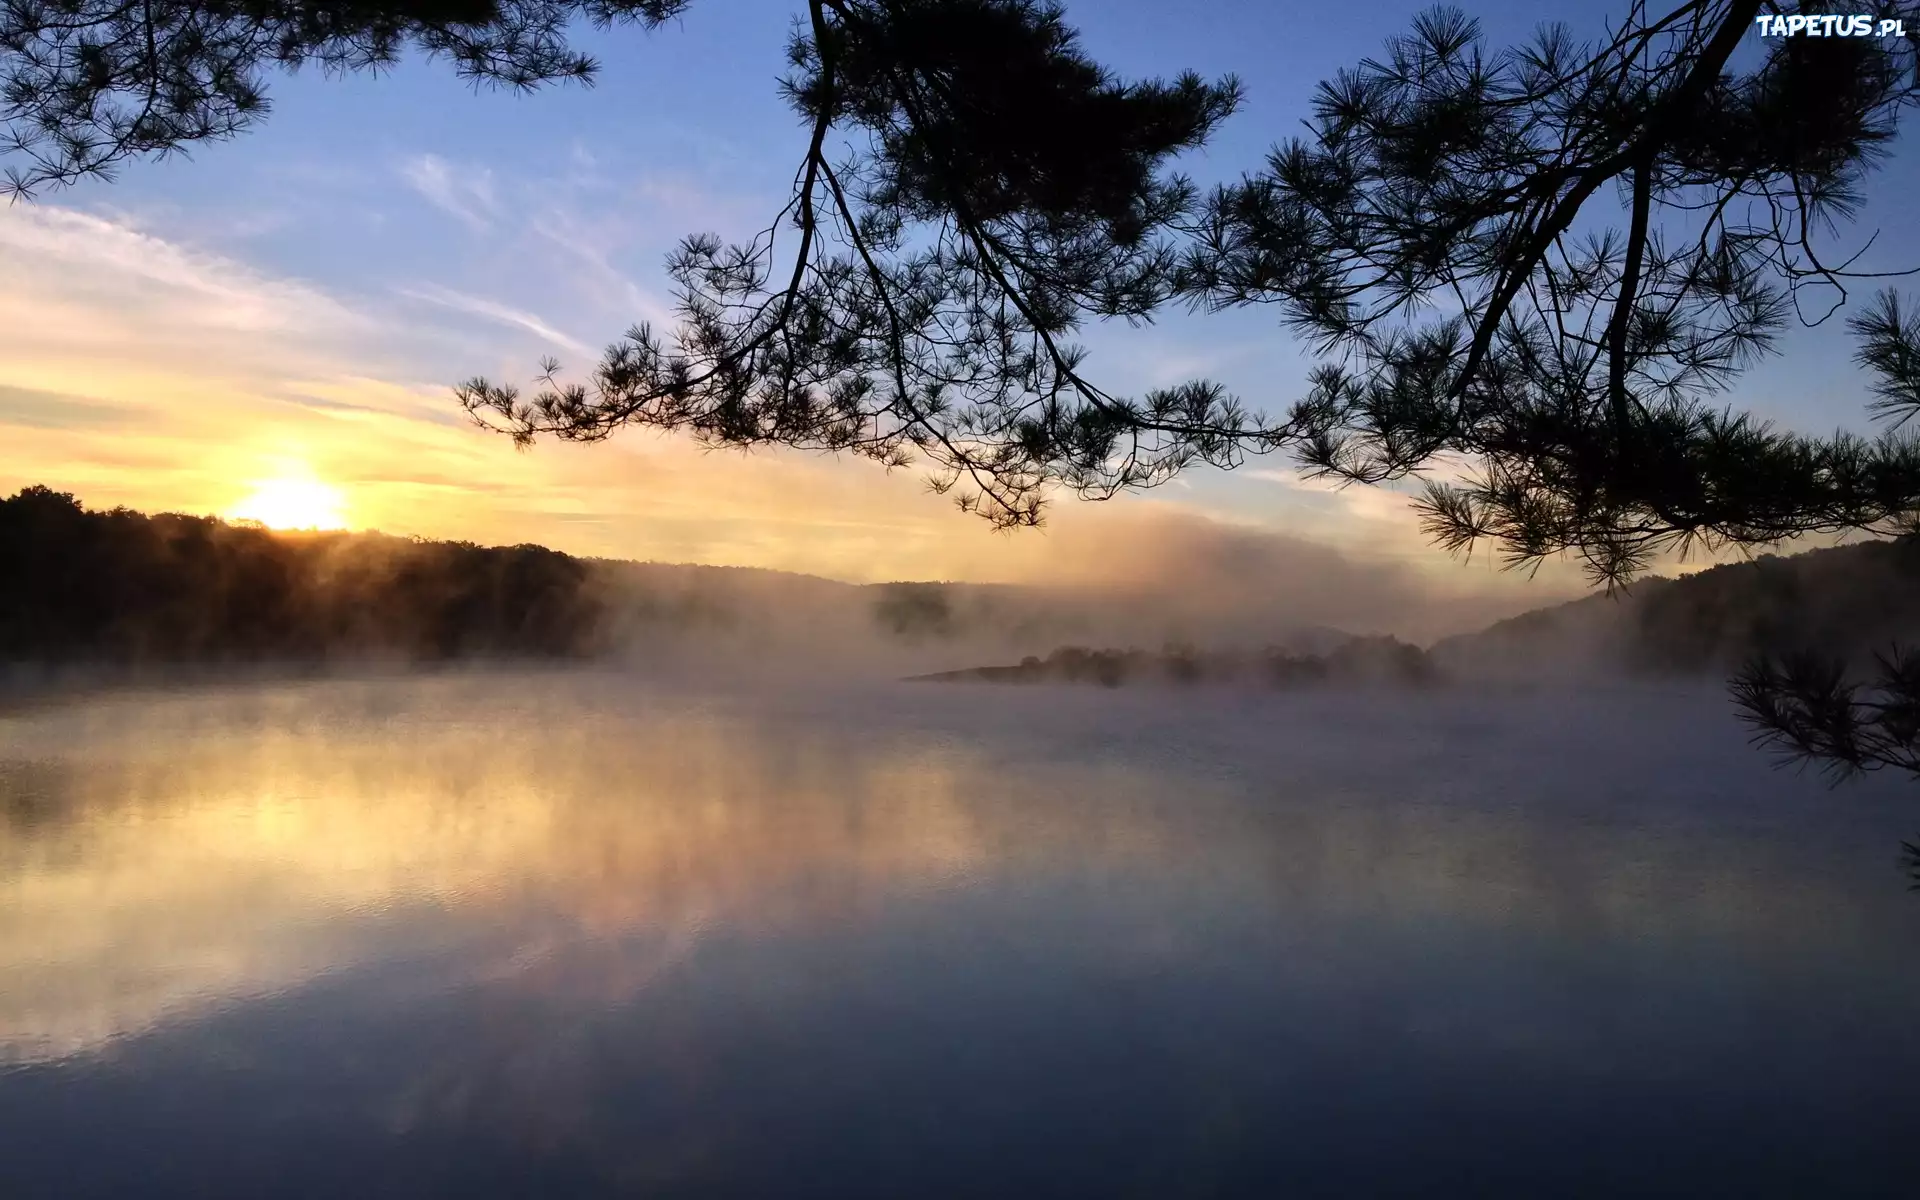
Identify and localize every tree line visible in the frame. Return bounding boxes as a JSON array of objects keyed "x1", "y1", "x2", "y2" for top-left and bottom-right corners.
[{"x1": 0, "y1": 485, "x2": 609, "y2": 663}]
